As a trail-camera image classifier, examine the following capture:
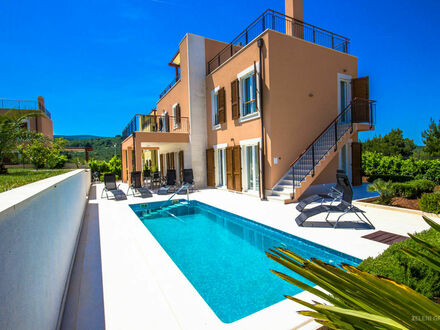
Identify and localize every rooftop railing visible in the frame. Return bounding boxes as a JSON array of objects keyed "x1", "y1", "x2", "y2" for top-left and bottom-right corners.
[
  {"x1": 207, "y1": 9, "x2": 350, "y2": 74},
  {"x1": 122, "y1": 114, "x2": 189, "y2": 138},
  {"x1": 0, "y1": 98, "x2": 52, "y2": 119},
  {"x1": 159, "y1": 72, "x2": 181, "y2": 100}
]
